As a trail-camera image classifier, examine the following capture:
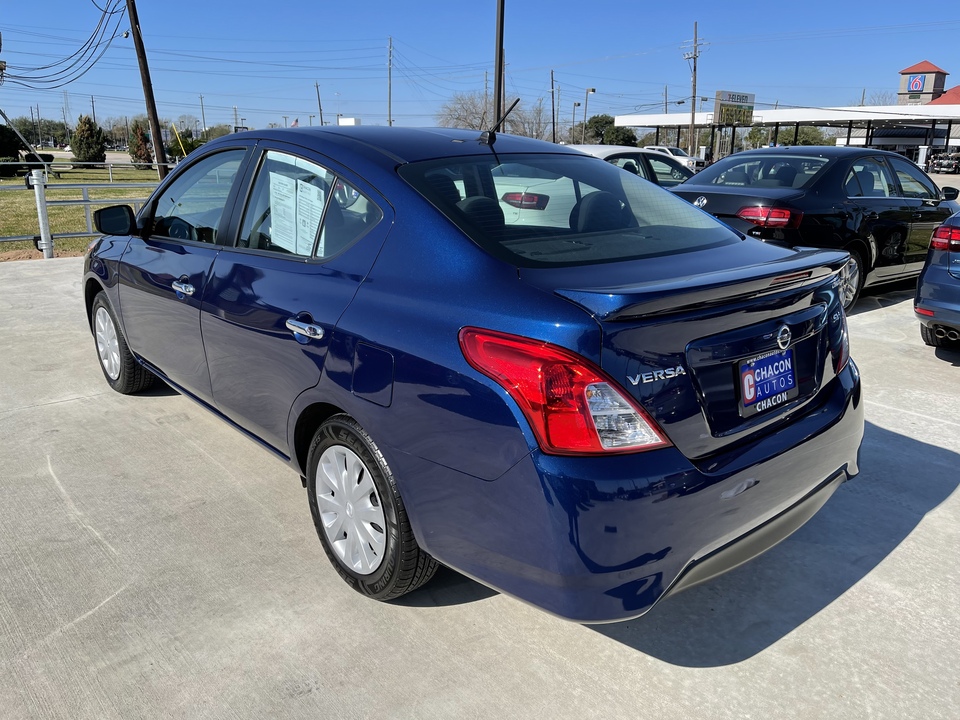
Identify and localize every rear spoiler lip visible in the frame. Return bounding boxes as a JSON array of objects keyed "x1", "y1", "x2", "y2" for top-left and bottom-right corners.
[{"x1": 556, "y1": 248, "x2": 849, "y2": 321}]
